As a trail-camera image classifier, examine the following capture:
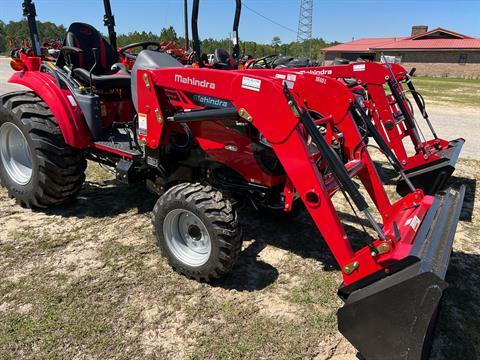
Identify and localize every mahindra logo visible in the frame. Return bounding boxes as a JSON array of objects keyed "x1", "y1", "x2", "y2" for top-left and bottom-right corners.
[
  {"x1": 174, "y1": 75, "x2": 216, "y2": 90},
  {"x1": 302, "y1": 69, "x2": 333, "y2": 76}
]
